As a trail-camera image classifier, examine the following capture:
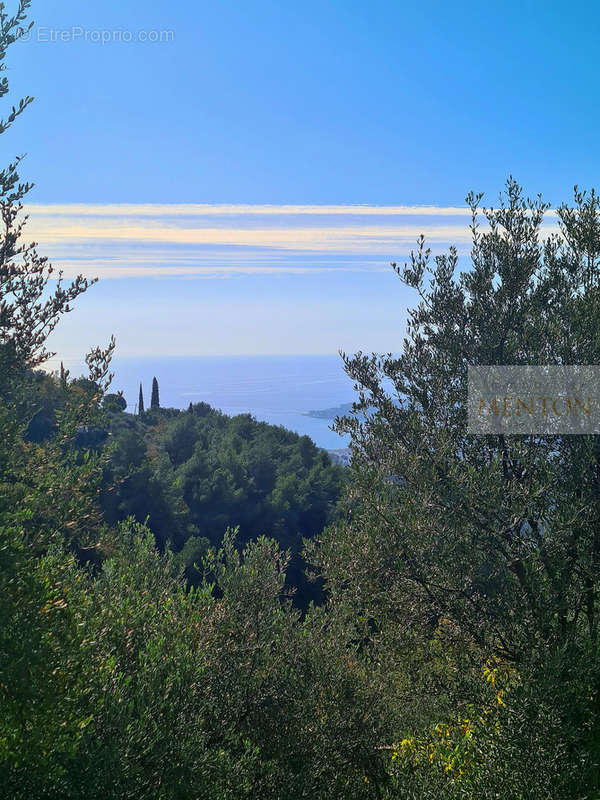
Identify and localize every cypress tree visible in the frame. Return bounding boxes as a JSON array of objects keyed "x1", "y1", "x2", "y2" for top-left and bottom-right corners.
[
  {"x1": 60, "y1": 361, "x2": 67, "y2": 390},
  {"x1": 151, "y1": 377, "x2": 160, "y2": 409},
  {"x1": 138, "y1": 383, "x2": 145, "y2": 415}
]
